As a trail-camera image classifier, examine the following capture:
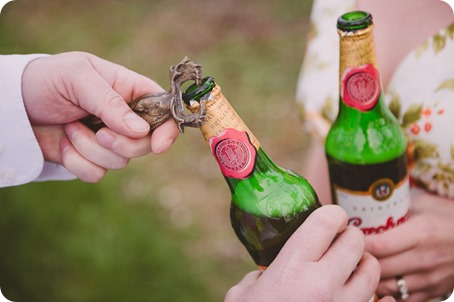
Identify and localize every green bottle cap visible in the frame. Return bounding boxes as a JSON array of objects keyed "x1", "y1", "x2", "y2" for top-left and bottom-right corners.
[
  {"x1": 337, "y1": 11, "x2": 372, "y2": 31},
  {"x1": 183, "y1": 76, "x2": 216, "y2": 104}
]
